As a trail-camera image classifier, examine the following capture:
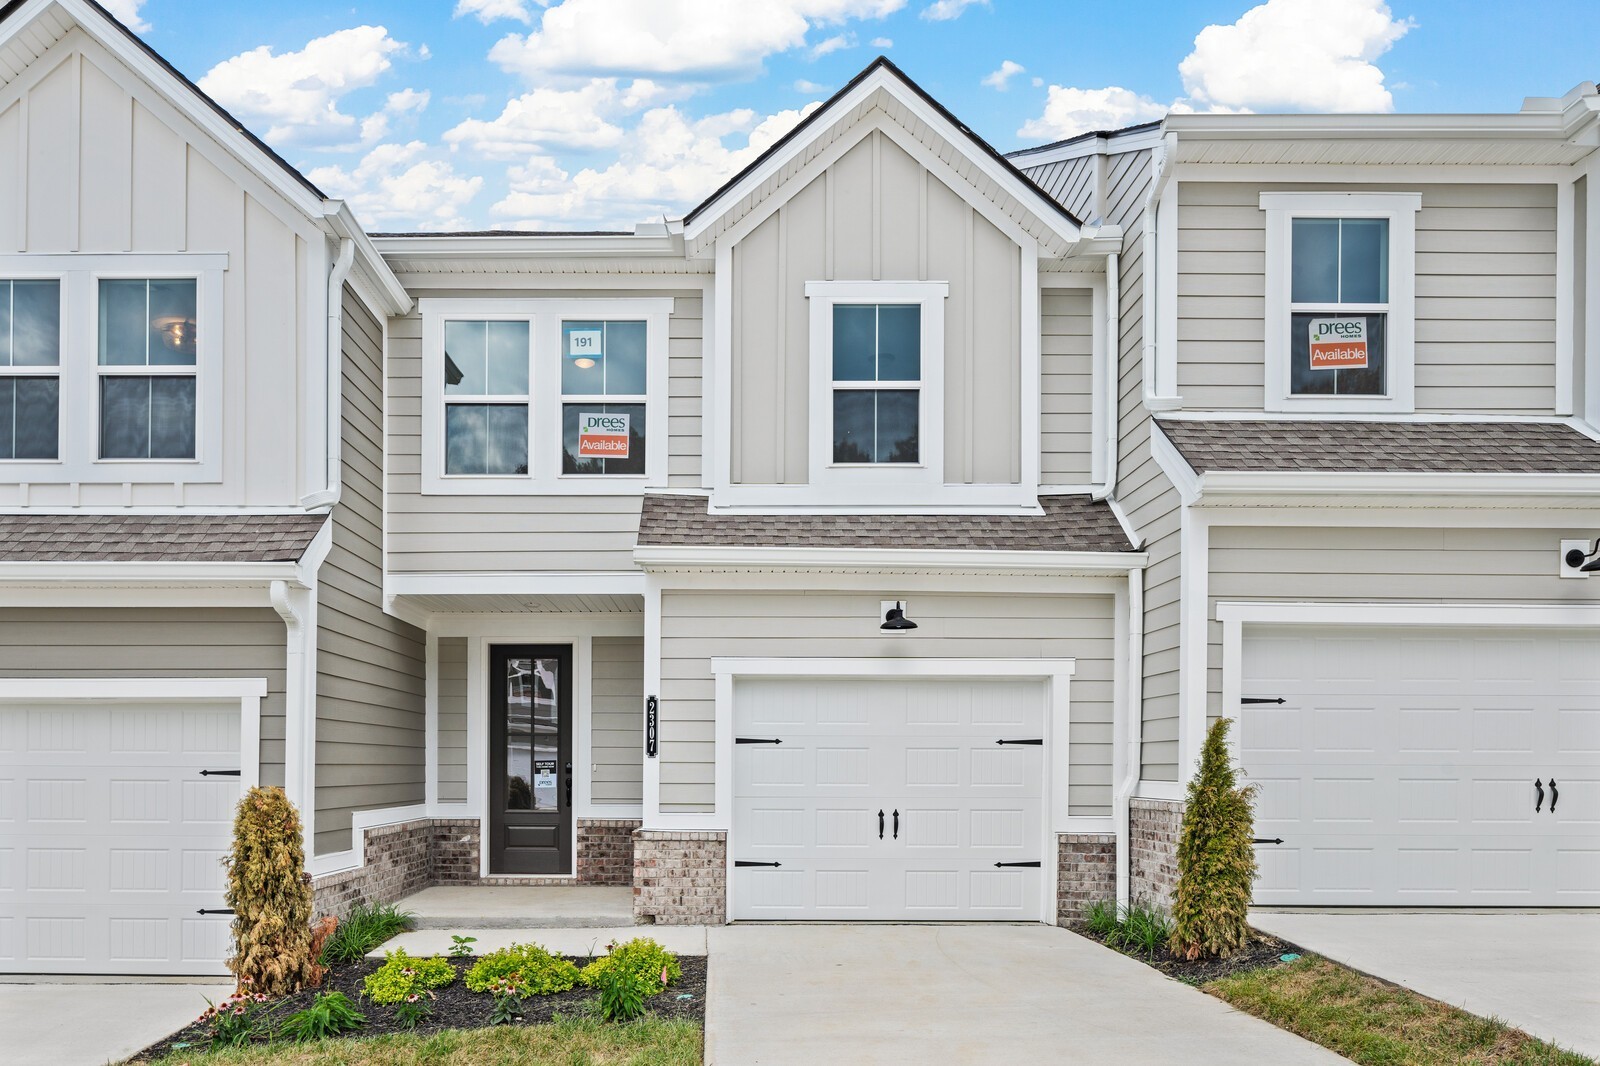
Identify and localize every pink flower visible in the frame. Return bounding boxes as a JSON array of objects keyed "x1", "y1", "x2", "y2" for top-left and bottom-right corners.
[{"x1": 406, "y1": 994, "x2": 420, "y2": 1003}]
